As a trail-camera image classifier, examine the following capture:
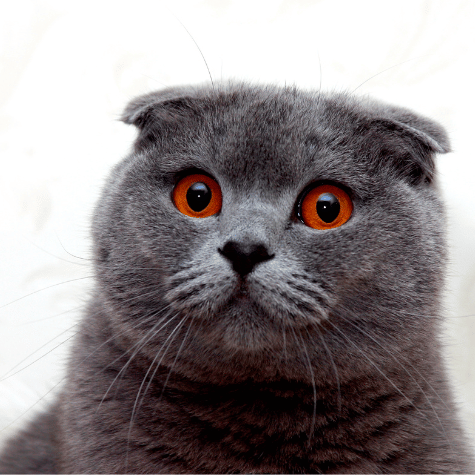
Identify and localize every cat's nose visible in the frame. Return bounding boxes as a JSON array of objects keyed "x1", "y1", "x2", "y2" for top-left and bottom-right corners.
[{"x1": 218, "y1": 241, "x2": 274, "y2": 277}]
